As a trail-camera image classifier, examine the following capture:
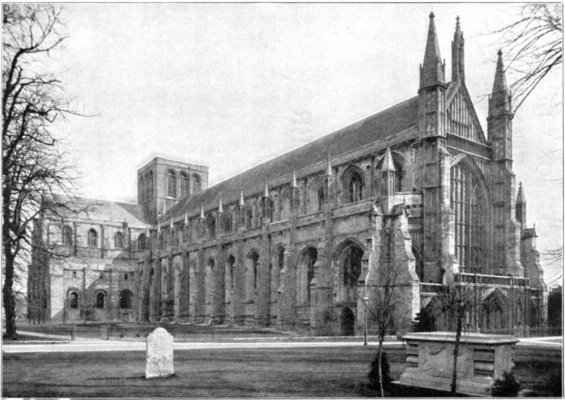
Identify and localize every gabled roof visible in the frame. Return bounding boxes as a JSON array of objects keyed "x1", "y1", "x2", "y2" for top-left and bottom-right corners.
[
  {"x1": 446, "y1": 79, "x2": 487, "y2": 143},
  {"x1": 167, "y1": 96, "x2": 419, "y2": 219},
  {"x1": 45, "y1": 194, "x2": 148, "y2": 227}
]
